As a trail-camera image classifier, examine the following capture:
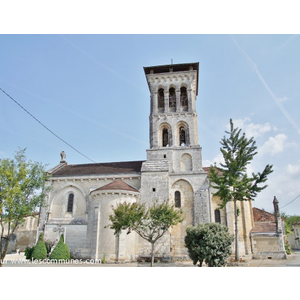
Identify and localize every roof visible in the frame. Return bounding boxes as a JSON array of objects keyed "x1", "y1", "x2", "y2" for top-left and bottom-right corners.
[
  {"x1": 250, "y1": 222, "x2": 277, "y2": 233},
  {"x1": 143, "y1": 62, "x2": 199, "y2": 95},
  {"x1": 49, "y1": 160, "x2": 145, "y2": 177},
  {"x1": 91, "y1": 180, "x2": 139, "y2": 193},
  {"x1": 253, "y1": 207, "x2": 276, "y2": 222},
  {"x1": 251, "y1": 207, "x2": 278, "y2": 233}
]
